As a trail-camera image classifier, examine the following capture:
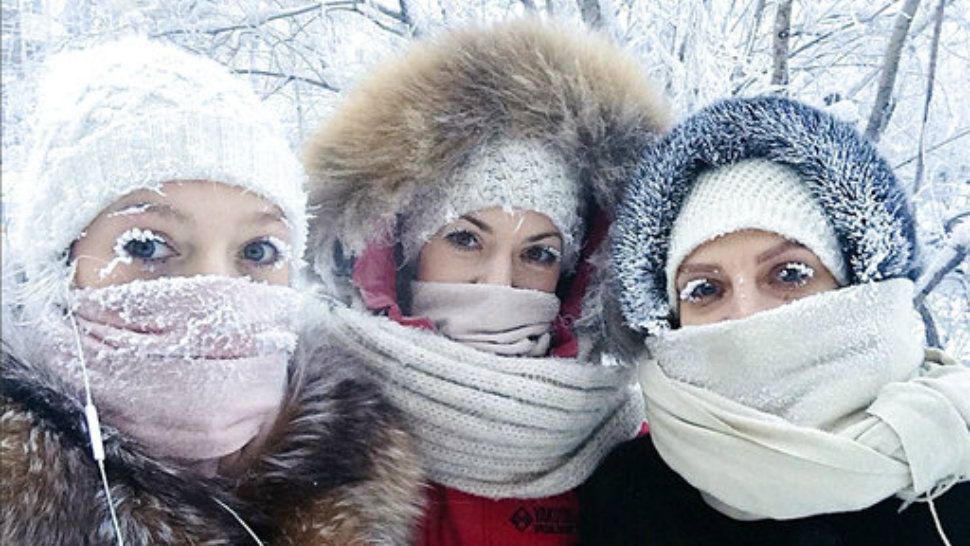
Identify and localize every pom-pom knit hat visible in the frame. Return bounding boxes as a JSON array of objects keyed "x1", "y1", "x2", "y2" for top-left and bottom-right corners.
[
  {"x1": 9, "y1": 36, "x2": 307, "y2": 316},
  {"x1": 613, "y1": 96, "x2": 918, "y2": 334}
]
